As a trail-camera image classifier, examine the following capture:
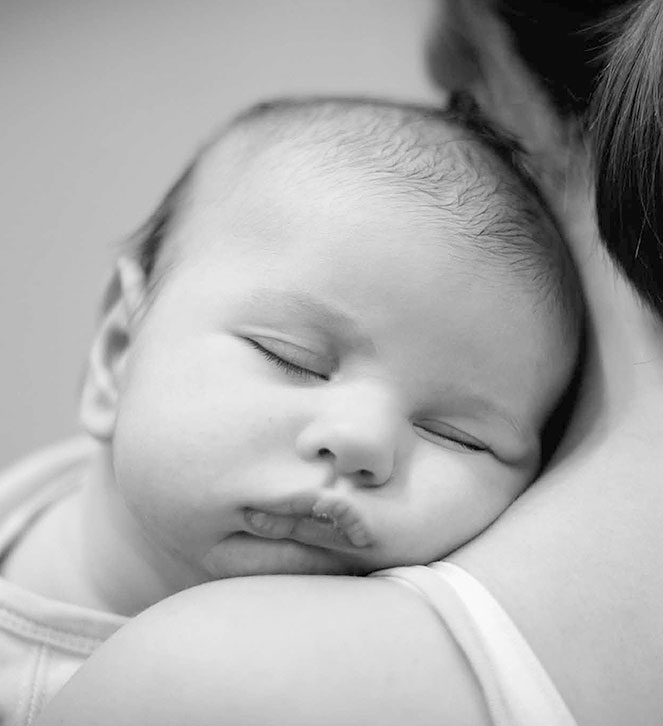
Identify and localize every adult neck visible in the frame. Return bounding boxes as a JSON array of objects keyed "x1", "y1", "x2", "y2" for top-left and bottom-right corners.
[{"x1": 559, "y1": 151, "x2": 663, "y2": 431}]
